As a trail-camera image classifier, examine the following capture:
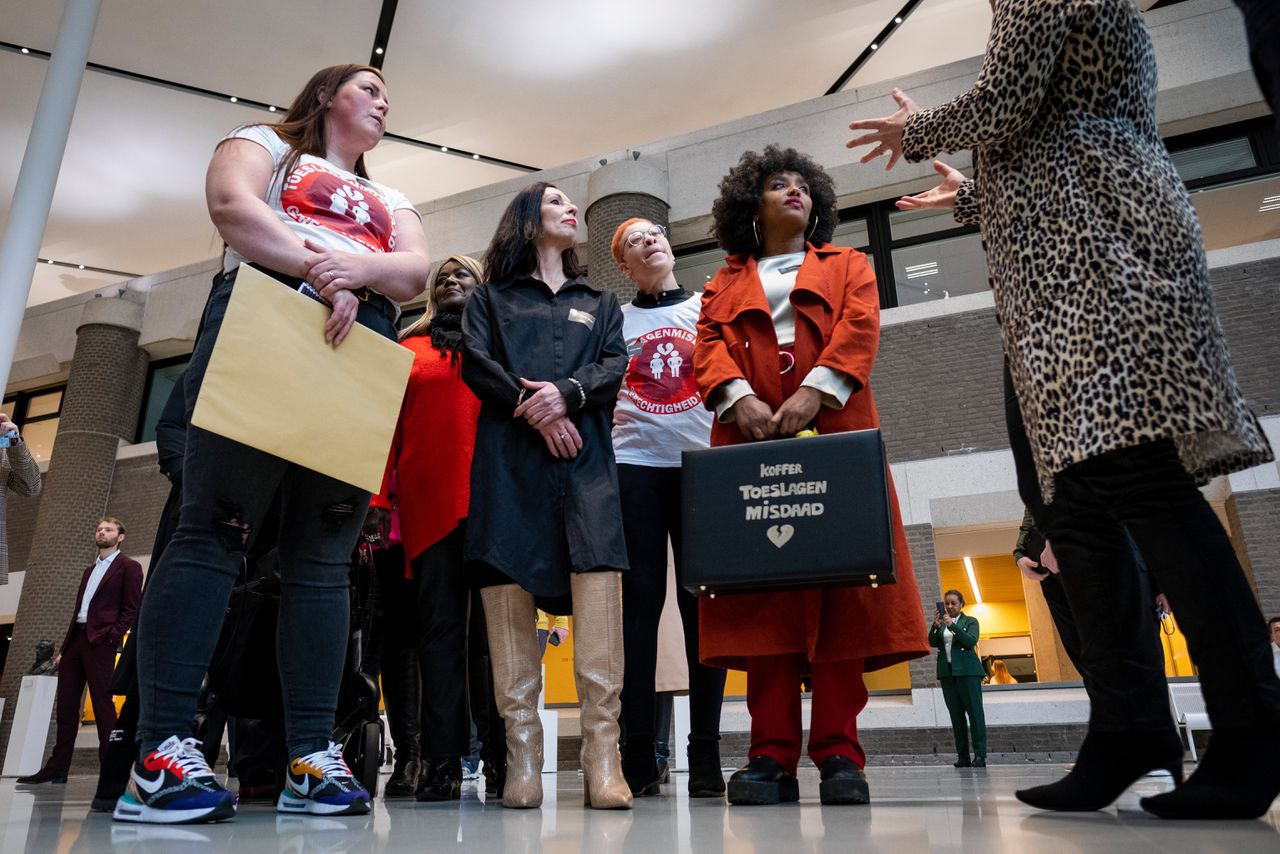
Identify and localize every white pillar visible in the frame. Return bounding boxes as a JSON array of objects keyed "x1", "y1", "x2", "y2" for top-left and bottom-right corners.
[{"x1": 0, "y1": 0, "x2": 103, "y2": 395}]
